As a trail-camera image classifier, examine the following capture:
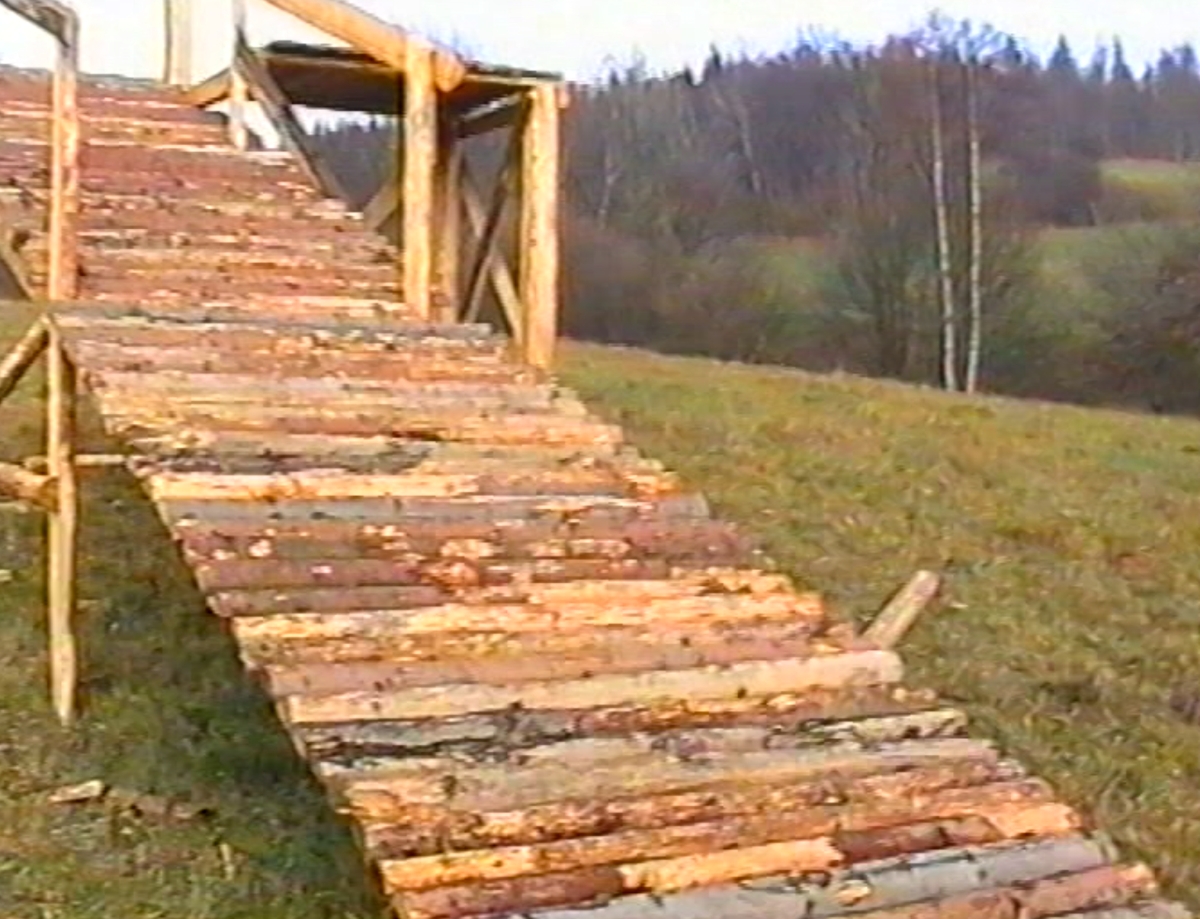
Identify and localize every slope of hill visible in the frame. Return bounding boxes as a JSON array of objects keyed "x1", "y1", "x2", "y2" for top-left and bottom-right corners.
[{"x1": 561, "y1": 340, "x2": 1200, "y2": 905}]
